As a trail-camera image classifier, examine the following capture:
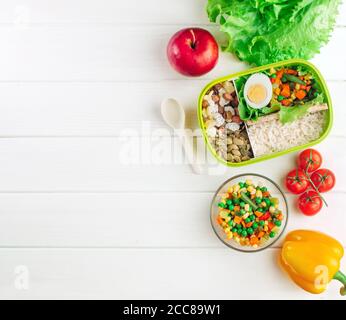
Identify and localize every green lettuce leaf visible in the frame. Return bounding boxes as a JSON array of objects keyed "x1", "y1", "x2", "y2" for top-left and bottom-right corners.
[
  {"x1": 279, "y1": 93, "x2": 325, "y2": 124},
  {"x1": 207, "y1": 0, "x2": 342, "y2": 66}
]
